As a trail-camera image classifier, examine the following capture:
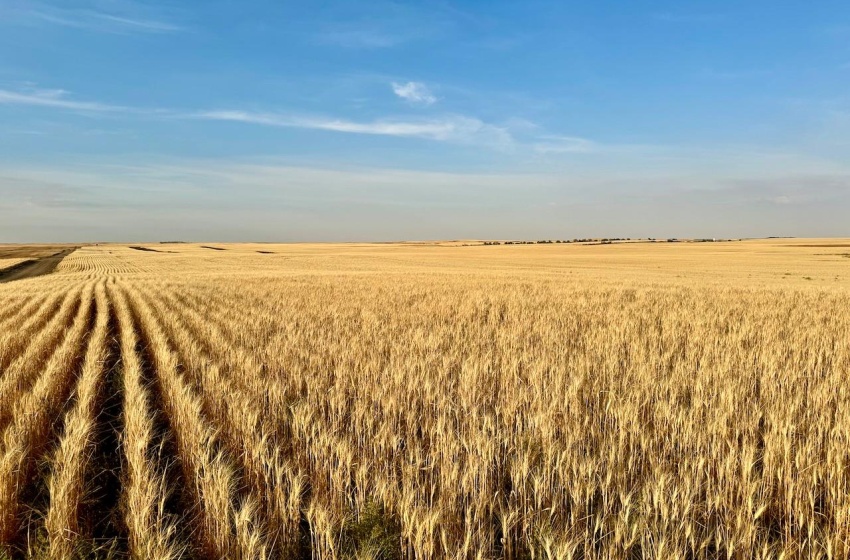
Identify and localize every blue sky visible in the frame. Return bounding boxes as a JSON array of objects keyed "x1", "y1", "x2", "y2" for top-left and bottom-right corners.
[{"x1": 1, "y1": 0, "x2": 849, "y2": 241}]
